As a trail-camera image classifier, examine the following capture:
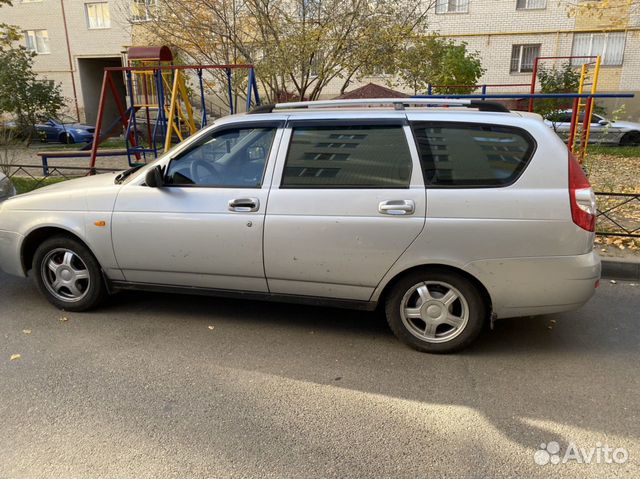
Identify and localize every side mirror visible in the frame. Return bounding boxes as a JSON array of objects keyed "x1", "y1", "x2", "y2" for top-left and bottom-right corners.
[
  {"x1": 248, "y1": 145, "x2": 266, "y2": 161},
  {"x1": 145, "y1": 165, "x2": 164, "y2": 188},
  {"x1": 598, "y1": 119, "x2": 609, "y2": 126}
]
